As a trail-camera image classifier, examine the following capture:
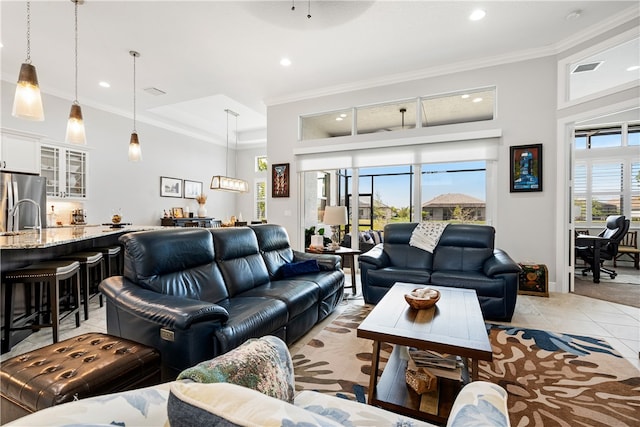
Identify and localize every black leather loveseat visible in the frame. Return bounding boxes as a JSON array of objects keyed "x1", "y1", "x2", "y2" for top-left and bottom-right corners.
[
  {"x1": 359, "y1": 222, "x2": 521, "y2": 321},
  {"x1": 99, "y1": 224, "x2": 344, "y2": 379}
]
